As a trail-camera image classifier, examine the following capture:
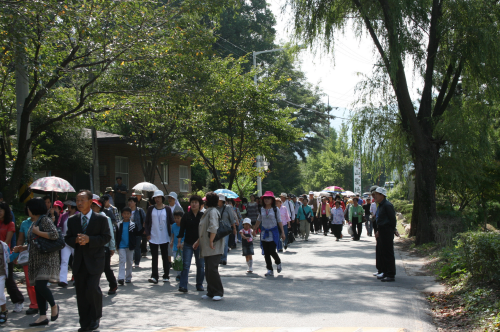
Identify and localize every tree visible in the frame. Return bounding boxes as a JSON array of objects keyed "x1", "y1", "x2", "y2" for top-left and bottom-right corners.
[
  {"x1": 183, "y1": 57, "x2": 302, "y2": 190},
  {"x1": 0, "y1": 0, "x2": 229, "y2": 202},
  {"x1": 288, "y1": 0, "x2": 500, "y2": 243}
]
